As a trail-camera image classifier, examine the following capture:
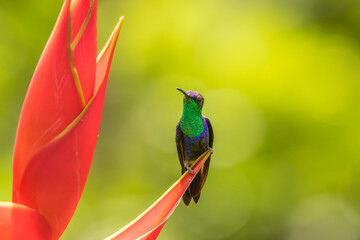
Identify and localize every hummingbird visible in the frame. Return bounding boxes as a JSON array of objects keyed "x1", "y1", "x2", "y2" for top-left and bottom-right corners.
[{"x1": 175, "y1": 88, "x2": 214, "y2": 206}]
